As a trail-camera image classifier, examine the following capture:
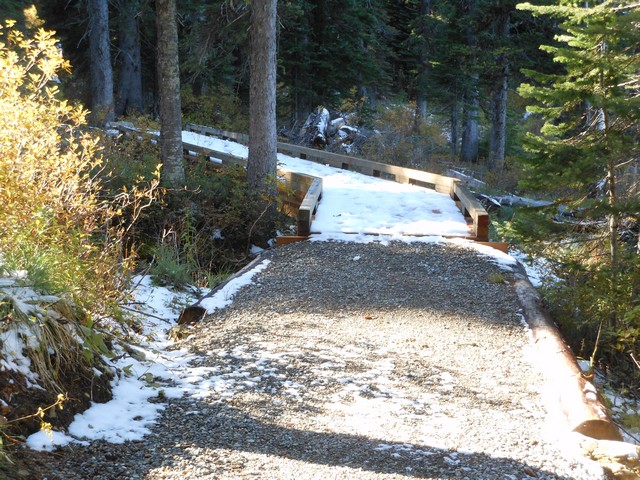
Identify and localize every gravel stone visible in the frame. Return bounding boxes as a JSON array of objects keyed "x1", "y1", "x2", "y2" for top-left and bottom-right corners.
[{"x1": 29, "y1": 241, "x2": 605, "y2": 479}]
